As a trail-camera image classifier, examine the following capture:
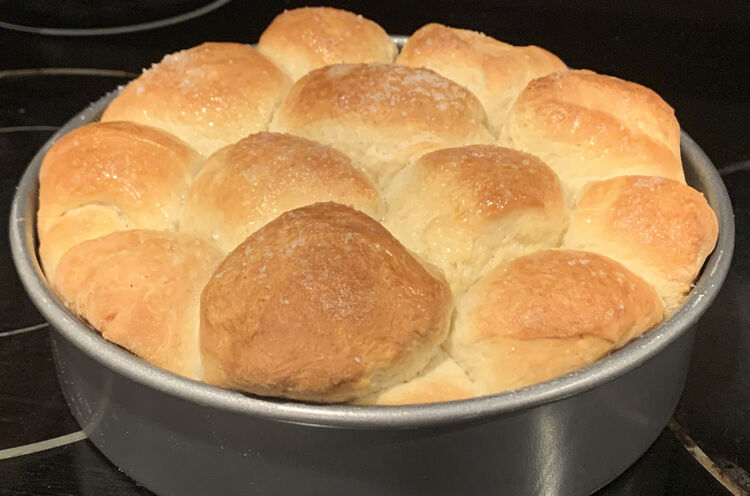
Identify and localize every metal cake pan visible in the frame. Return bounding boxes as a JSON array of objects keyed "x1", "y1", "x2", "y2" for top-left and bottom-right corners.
[{"x1": 10, "y1": 67, "x2": 734, "y2": 495}]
